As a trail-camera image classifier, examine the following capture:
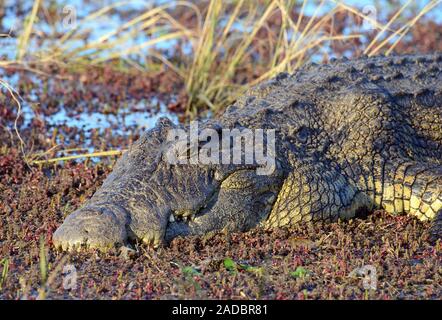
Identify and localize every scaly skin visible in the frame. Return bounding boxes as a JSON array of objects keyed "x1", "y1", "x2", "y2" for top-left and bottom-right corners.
[{"x1": 53, "y1": 53, "x2": 442, "y2": 250}]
